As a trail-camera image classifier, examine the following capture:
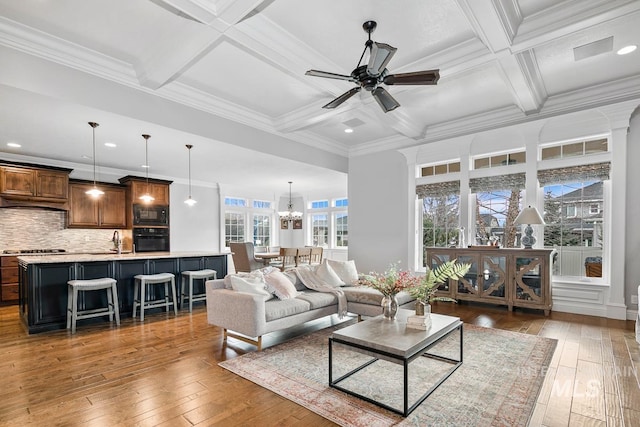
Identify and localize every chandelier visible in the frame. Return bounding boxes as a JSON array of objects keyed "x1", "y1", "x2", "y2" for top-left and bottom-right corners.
[{"x1": 278, "y1": 181, "x2": 302, "y2": 222}]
